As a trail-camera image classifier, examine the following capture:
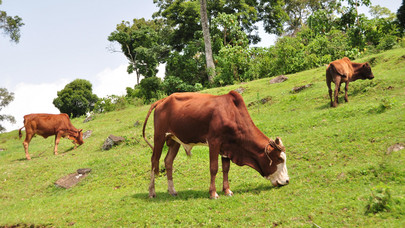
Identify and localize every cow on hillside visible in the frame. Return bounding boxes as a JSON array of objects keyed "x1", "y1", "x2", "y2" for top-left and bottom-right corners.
[
  {"x1": 326, "y1": 57, "x2": 375, "y2": 107},
  {"x1": 143, "y1": 91, "x2": 289, "y2": 199},
  {"x1": 18, "y1": 113, "x2": 84, "y2": 160}
]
